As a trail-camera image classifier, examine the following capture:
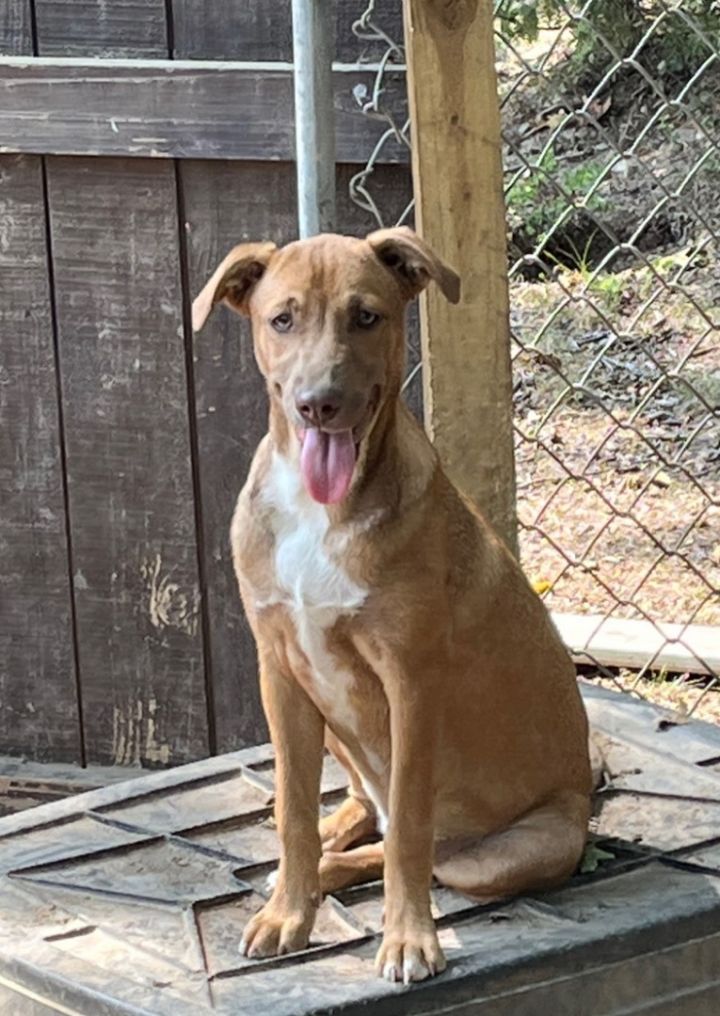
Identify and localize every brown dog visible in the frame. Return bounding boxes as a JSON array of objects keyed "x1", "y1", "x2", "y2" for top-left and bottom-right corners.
[{"x1": 193, "y1": 228, "x2": 592, "y2": 984}]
